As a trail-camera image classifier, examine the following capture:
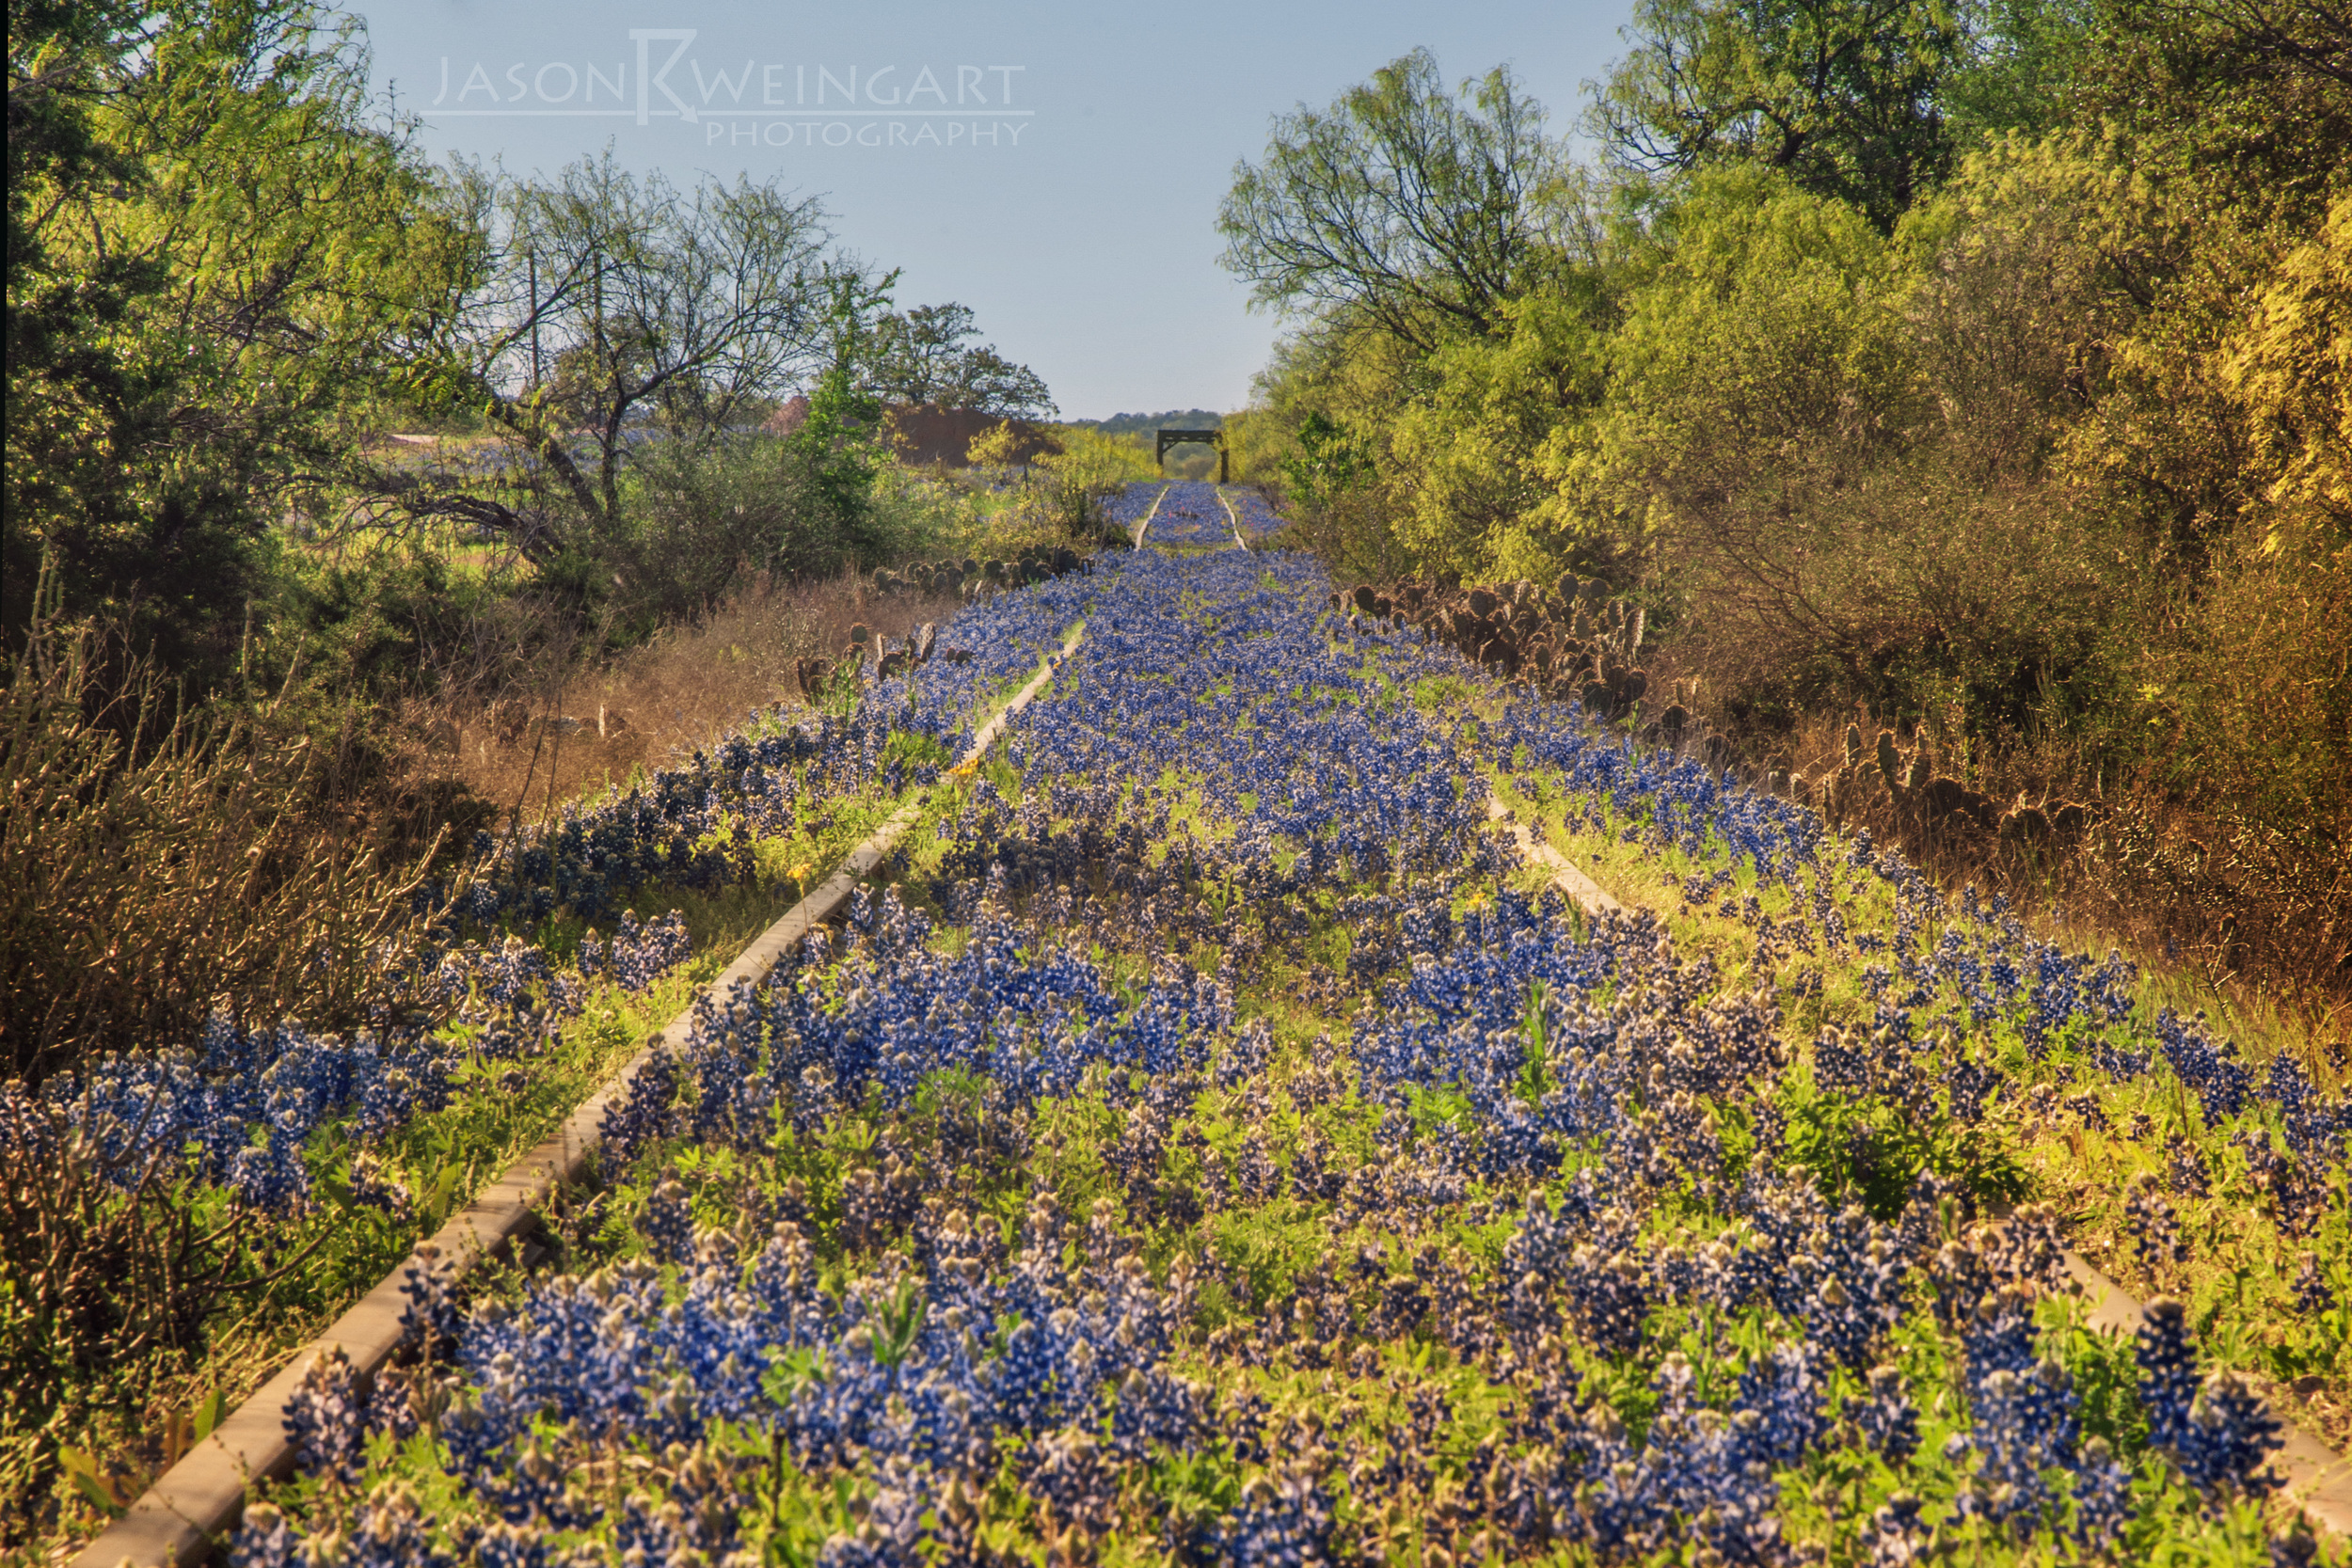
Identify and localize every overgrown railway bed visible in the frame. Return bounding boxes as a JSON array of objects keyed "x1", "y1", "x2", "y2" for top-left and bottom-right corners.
[{"x1": 66, "y1": 526, "x2": 2352, "y2": 1565}]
